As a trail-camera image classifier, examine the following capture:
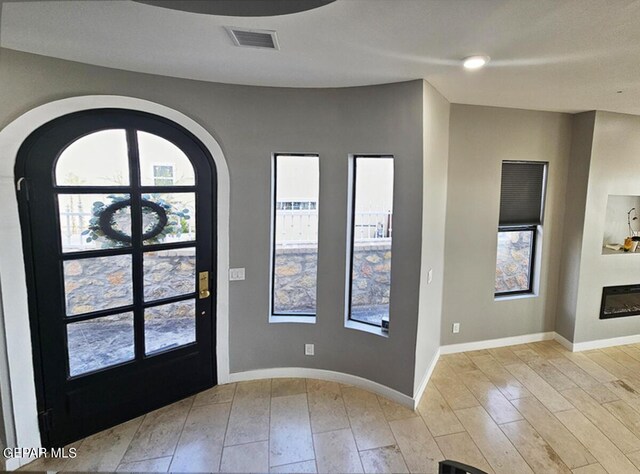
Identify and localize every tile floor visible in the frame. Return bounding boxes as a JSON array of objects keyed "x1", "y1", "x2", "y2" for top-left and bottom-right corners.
[{"x1": 19, "y1": 340, "x2": 640, "y2": 473}]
